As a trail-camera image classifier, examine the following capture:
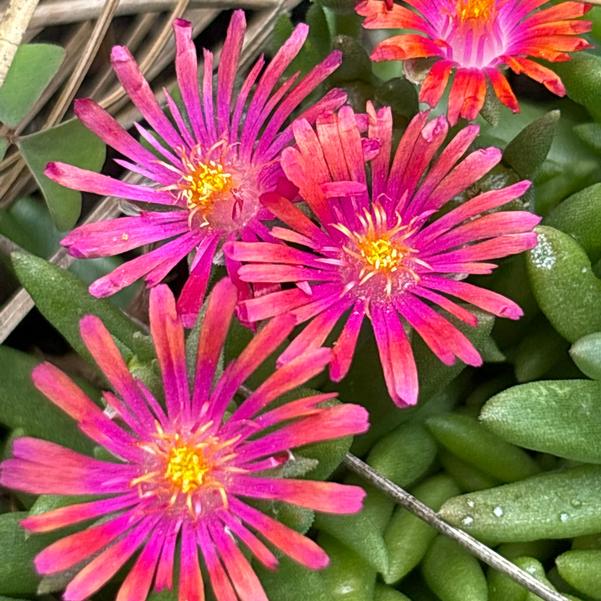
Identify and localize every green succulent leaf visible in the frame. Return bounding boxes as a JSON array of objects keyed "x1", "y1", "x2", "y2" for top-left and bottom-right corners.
[
  {"x1": 440, "y1": 465, "x2": 601, "y2": 543},
  {"x1": 0, "y1": 44, "x2": 65, "y2": 127},
  {"x1": 0, "y1": 345, "x2": 92, "y2": 452},
  {"x1": 570, "y1": 333, "x2": 601, "y2": 380},
  {"x1": 527, "y1": 226, "x2": 601, "y2": 342},
  {"x1": 503, "y1": 110, "x2": 560, "y2": 178},
  {"x1": 12, "y1": 251, "x2": 151, "y2": 362},
  {"x1": 481, "y1": 380, "x2": 601, "y2": 463},
  {"x1": 556, "y1": 550, "x2": 601, "y2": 600},
  {"x1": 18, "y1": 118, "x2": 106, "y2": 230}
]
